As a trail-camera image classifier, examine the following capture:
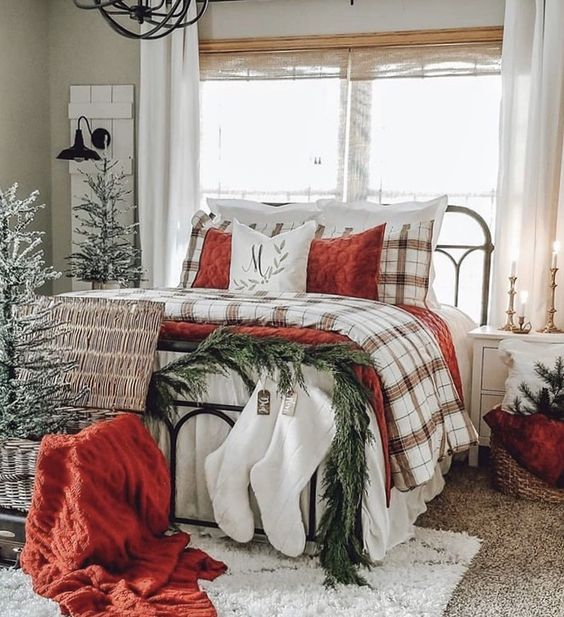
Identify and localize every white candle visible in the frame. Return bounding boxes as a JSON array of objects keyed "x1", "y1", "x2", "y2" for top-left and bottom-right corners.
[
  {"x1": 552, "y1": 241, "x2": 560, "y2": 269},
  {"x1": 510, "y1": 261, "x2": 517, "y2": 277},
  {"x1": 519, "y1": 290, "x2": 528, "y2": 317}
]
